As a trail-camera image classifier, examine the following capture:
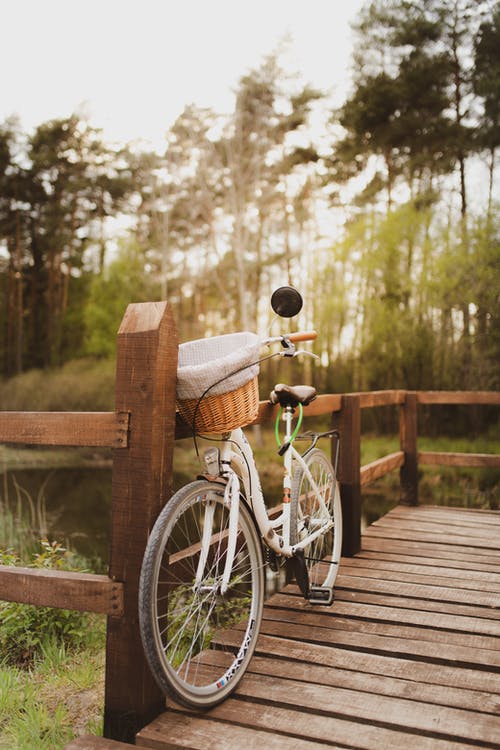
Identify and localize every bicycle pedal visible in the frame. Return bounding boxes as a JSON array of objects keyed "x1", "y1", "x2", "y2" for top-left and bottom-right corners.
[{"x1": 308, "y1": 586, "x2": 334, "y2": 606}]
